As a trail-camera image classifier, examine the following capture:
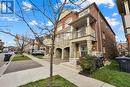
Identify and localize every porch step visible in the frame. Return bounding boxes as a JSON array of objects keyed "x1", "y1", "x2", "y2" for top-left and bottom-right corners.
[{"x1": 60, "y1": 62, "x2": 81, "y2": 71}]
